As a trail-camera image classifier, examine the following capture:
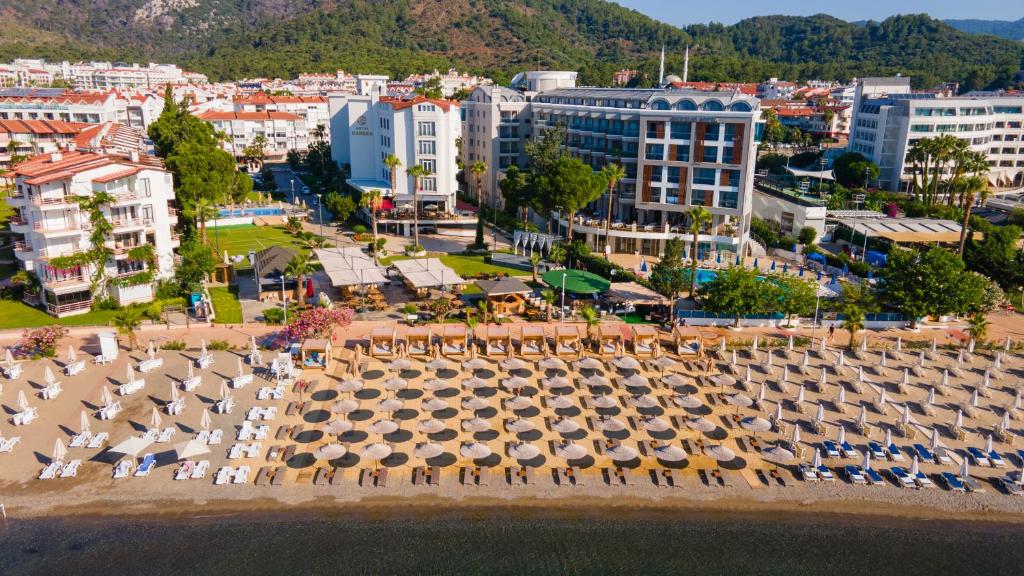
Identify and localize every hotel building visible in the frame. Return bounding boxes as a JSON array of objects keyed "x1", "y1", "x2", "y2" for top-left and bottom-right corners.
[
  {"x1": 464, "y1": 73, "x2": 763, "y2": 258},
  {"x1": 849, "y1": 77, "x2": 1024, "y2": 190},
  {"x1": 9, "y1": 151, "x2": 180, "y2": 316},
  {"x1": 232, "y1": 94, "x2": 331, "y2": 145},
  {"x1": 196, "y1": 110, "x2": 308, "y2": 163}
]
